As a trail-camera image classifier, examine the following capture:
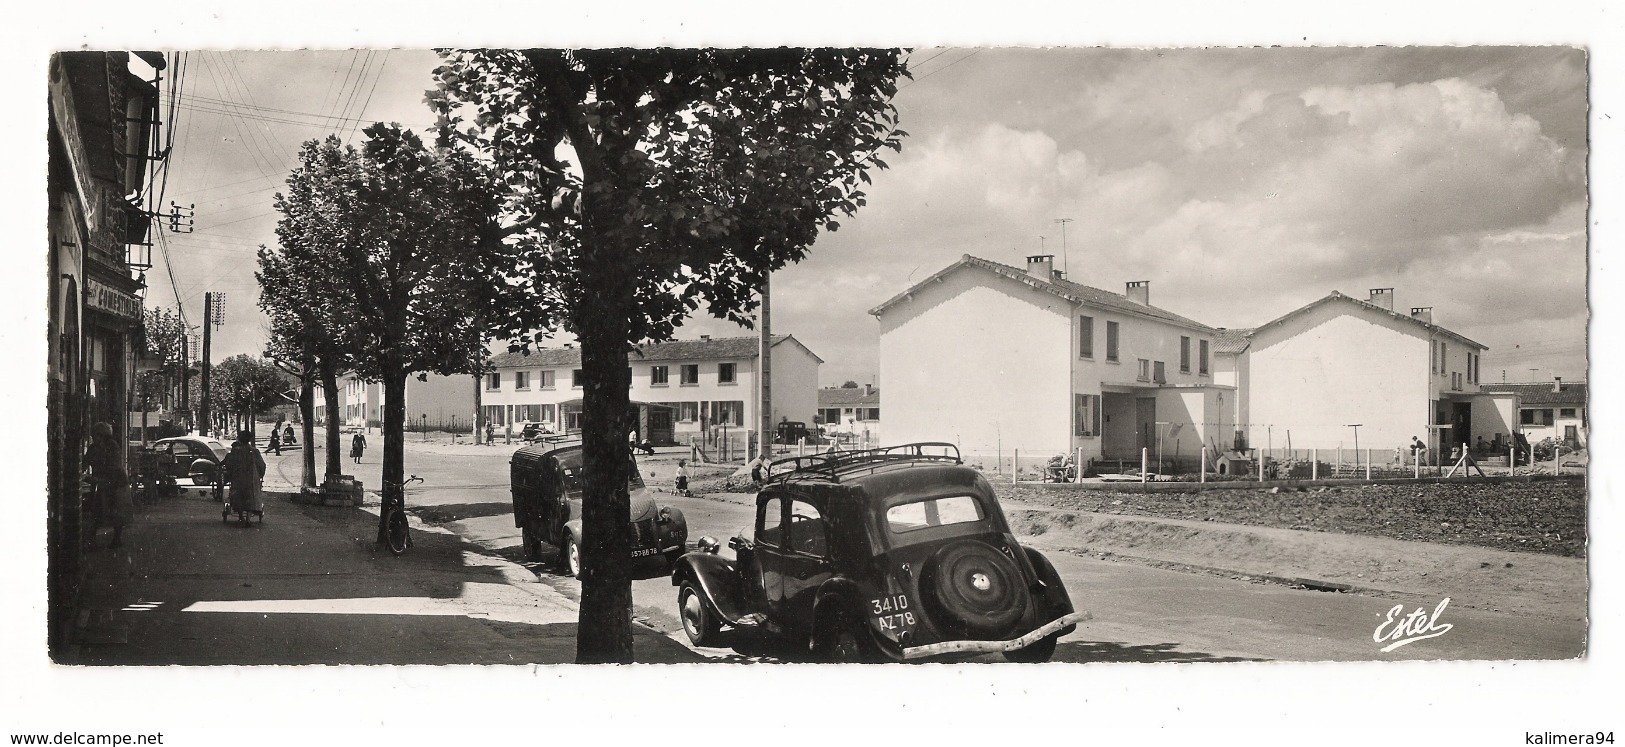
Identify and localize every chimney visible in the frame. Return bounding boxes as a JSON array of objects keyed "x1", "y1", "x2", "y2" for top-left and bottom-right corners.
[
  {"x1": 1126, "y1": 280, "x2": 1150, "y2": 306},
  {"x1": 1410, "y1": 307, "x2": 1433, "y2": 324},
  {"x1": 699, "y1": 335, "x2": 710, "y2": 341},
  {"x1": 1368, "y1": 288, "x2": 1394, "y2": 312},
  {"x1": 863, "y1": 383, "x2": 873, "y2": 396},
  {"x1": 1025, "y1": 255, "x2": 1054, "y2": 281},
  {"x1": 1554, "y1": 376, "x2": 1563, "y2": 393}
]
